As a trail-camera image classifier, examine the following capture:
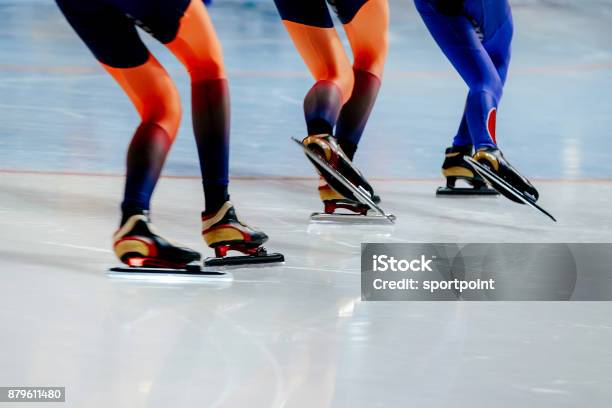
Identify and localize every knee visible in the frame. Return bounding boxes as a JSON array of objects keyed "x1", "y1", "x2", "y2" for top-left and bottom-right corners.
[
  {"x1": 142, "y1": 83, "x2": 182, "y2": 139},
  {"x1": 471, "y1": 77, "x2": 503, "y2": 102},
  {"x1": 167, "y1": 0, "x2": 227, "y2": 81},
  {"x1": 486, "y1": 80, "x2": 503, "y2": 101},
  {"x1": 352, "y1": 39, "x2": 388, "y2": 78},
  {"x1": 316, "y1": 64, "x2": 355, "y2": 104},
  {"x1": 187, "y1": 56, "x2": 226, "y2": 82},
  {"x1": 344, "y1": 0, "x2": 389, "y2": 77}
]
